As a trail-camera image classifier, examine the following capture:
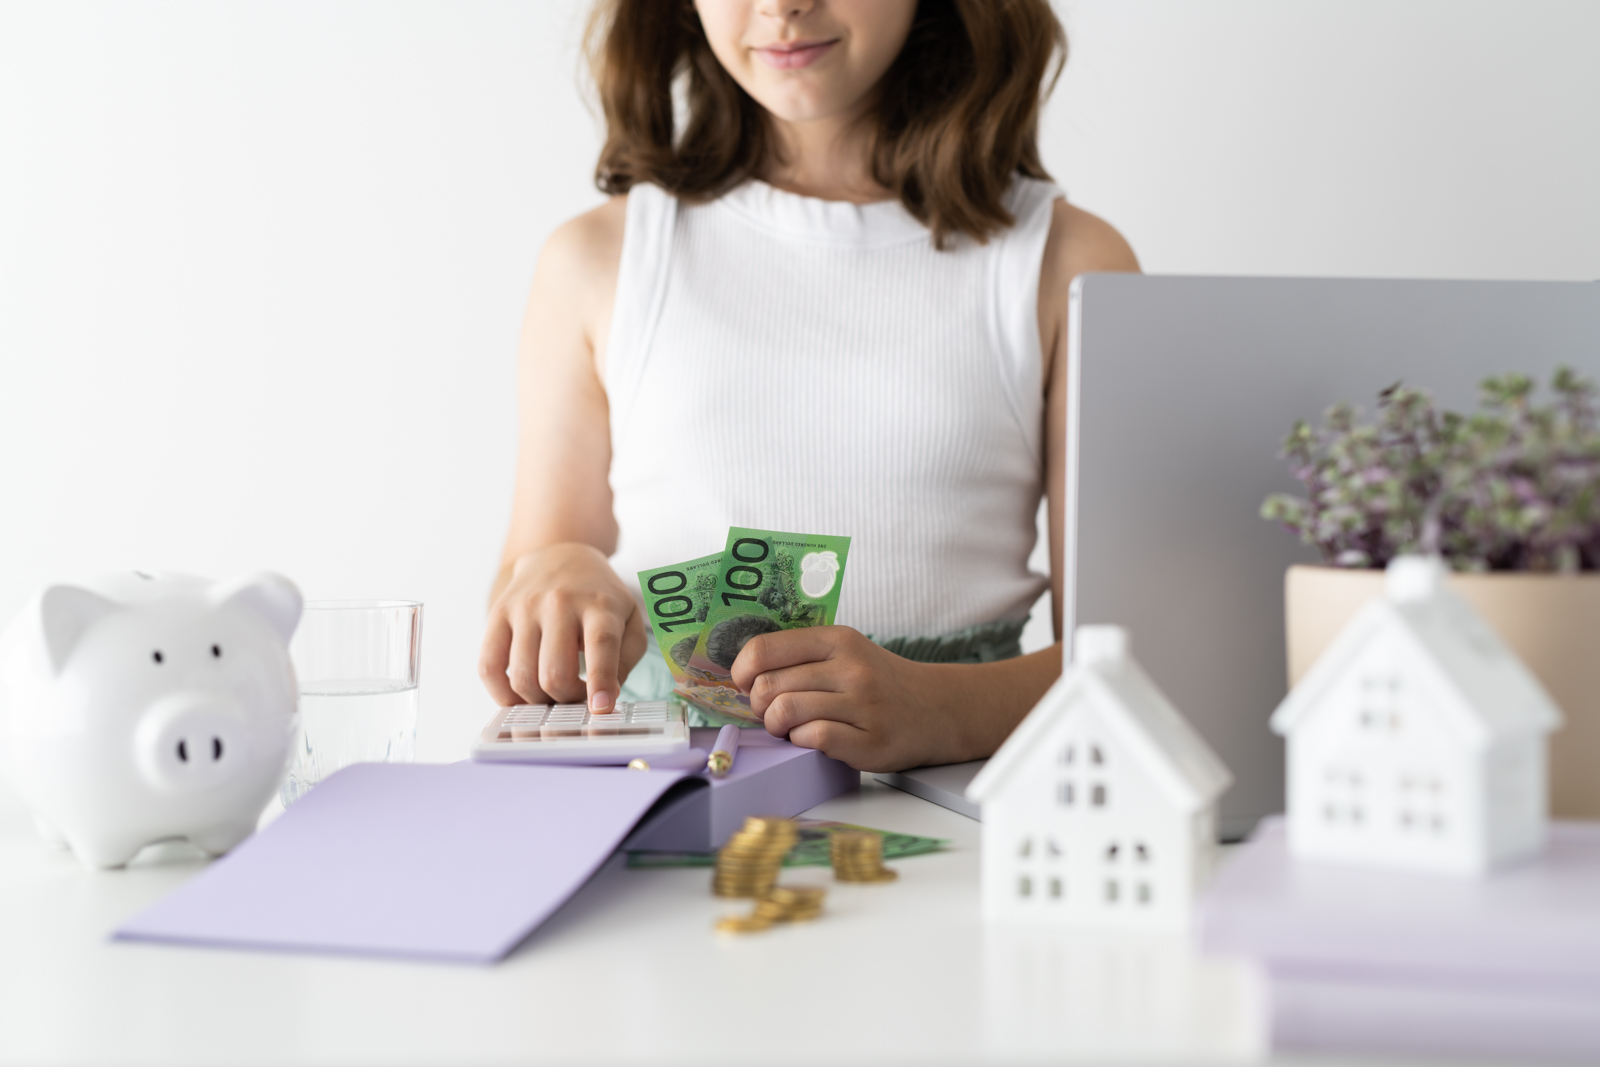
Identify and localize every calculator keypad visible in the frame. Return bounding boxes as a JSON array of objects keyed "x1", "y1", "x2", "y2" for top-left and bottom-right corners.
[{"x1": 483, "y1": 701, "x2": 681, "y2": 744}]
